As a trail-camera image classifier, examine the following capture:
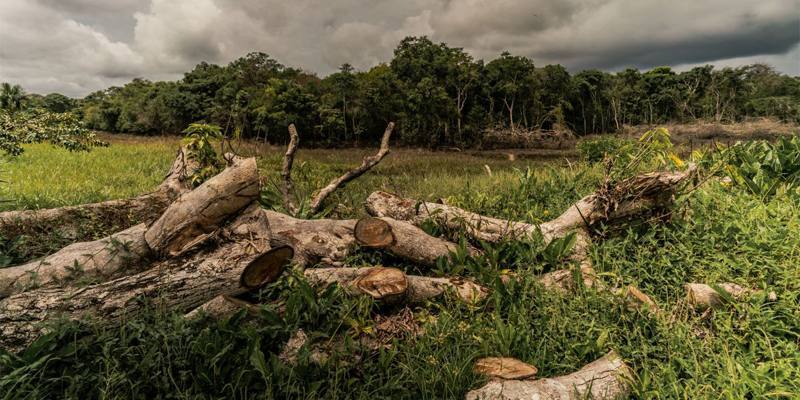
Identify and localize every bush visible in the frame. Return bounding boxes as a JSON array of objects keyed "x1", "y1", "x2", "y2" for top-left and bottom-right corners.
[
  {"x1": 721, "y1": 135, "x2": 800, "y2": 198},
  {"x1": 576, "y1": 136, "x2": 635, "y2": 162}
]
